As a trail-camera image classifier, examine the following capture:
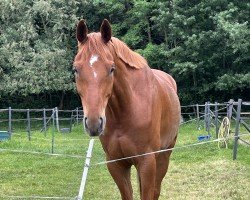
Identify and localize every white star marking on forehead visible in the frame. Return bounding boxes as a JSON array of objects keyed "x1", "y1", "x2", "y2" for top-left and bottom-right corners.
[{"x1": 89, "y1": 54, "x2": 99, "y2": 67}]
